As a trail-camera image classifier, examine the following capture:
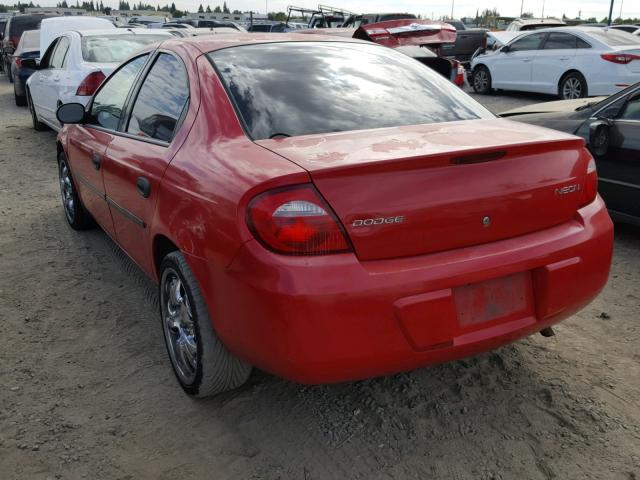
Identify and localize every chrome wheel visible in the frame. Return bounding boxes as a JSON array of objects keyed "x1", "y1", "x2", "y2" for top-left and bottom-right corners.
[
  {"x1": 161, "y1": 268, "x2": 198, "y2": 384},
  {"x1": 562, "y1": 77, "x2": 583, "y2": 99},
  {"x1": 59, "y1": 160, "x2": 75, "y2": 223}
]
